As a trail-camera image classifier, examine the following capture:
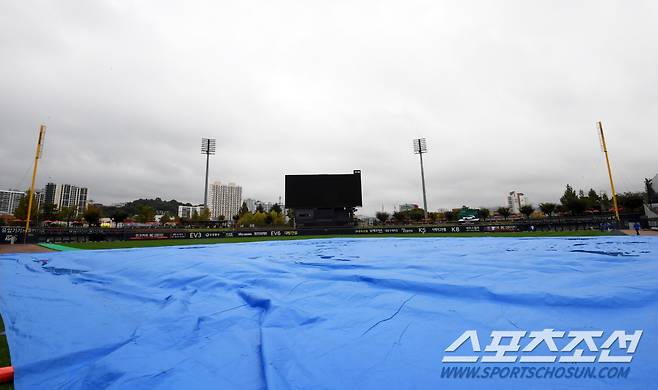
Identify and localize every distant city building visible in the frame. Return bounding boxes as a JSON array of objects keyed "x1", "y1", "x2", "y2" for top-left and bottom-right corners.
[
  {"x1": 208, "y1": 182, "x2": 242, "y2": 220},
  {"x1": 260, "y1": 201, "x2": 276, "y2": 212},
  {"x1": 44, "y1": 183, "x2": 89, "y2": 214},
  {"x1": 178, "y1": 205, "x2": 204, "y2": 219},
  {"x1": 507, "y1": 191, "x2": 528, "y2": 214},
  {"x1": 0, "y1": 189, "x2": 25, "y2": 215},
  {"x1": 243, "y1": 198, "x2": 258, "y2": 212},
  {"x1": 35, "y1": 190, "x2": 45, "y2": 212},
  {"x1": 243, "y1": 198, "x2": 279, "y2": 213},
  {"x1": 356, "y1": 214, "x2": 376, "y2": 226},
  {"x1": 399, "y1": 203, "x2": 419, "y2": 212}
]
